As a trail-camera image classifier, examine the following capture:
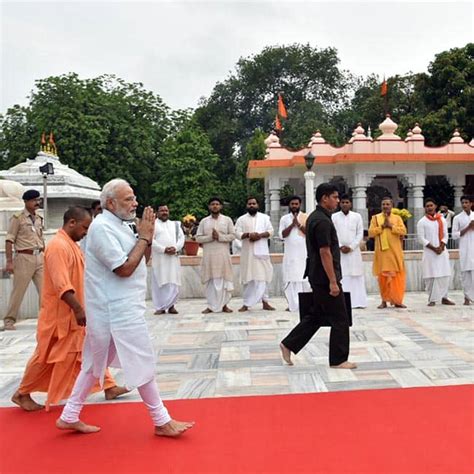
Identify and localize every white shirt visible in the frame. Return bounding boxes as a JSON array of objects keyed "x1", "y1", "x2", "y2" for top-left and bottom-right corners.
[
  {"x1": 151, "y1": 219, "x2": 184, "y2": 286},
  {"x1": 235, "y1": 212, "x2": 273, "y2": 284},
  {"x1": 452, "y1": 211, "x2": 474, "y2": 272},
  {"x1": 82, "y1": 209, "x2": 155, "y2": 389},
  {"x1": 278, "y1": 212, "x2": 307, "y2": 283},
  {"x1": 417, "y1": 215, "x2": 450, "y2": 278},
  {"x1": 332, "y1": 210, "x2": 364, "y2": 276}
]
